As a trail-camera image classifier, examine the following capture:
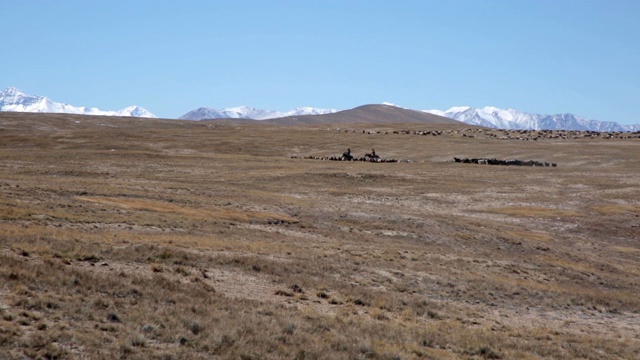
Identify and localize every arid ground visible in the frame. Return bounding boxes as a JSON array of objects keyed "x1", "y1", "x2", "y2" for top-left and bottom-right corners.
[{"x1": 1, "y1": 112, "x2": 639, "y2": 359}]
